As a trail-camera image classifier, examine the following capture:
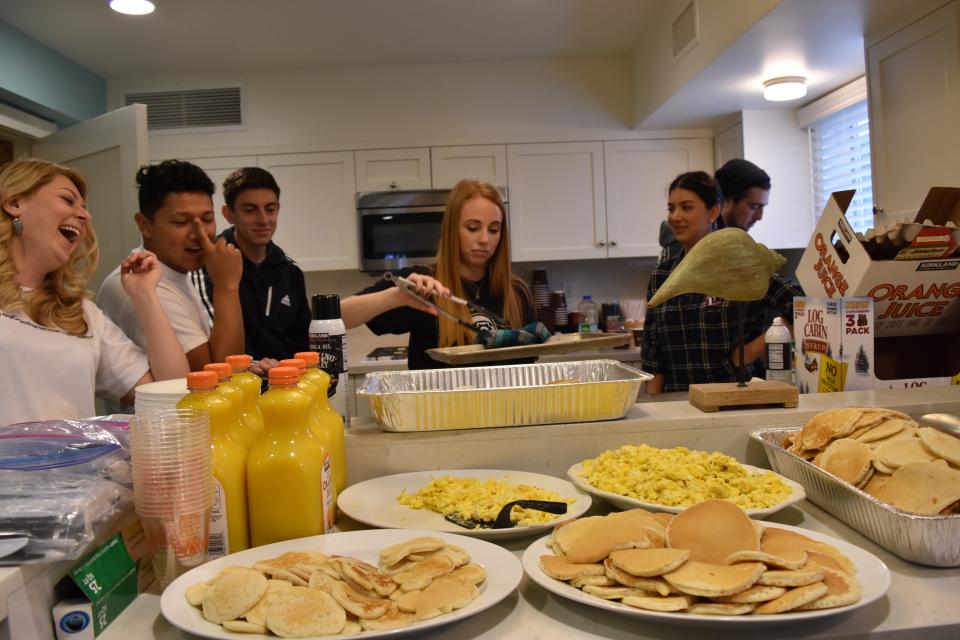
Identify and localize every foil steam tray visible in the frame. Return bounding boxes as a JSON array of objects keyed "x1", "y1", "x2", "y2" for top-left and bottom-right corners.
[
  {"x1": 357, "y1": 359, "x2": 651, "y2": 432},
  {"x1": 752, "y1": 426, "x2": 960, "y2": 567}
]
